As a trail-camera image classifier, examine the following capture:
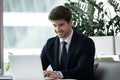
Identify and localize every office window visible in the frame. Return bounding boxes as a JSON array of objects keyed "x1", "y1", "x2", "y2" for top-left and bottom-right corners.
[
  {"x1": 3, "y1": 0, "x2": 66, "y2": 72},
  {"x1": 3, "y1": 0, "x2": 66, "y2": 52}
]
